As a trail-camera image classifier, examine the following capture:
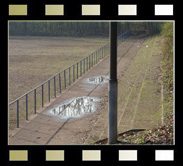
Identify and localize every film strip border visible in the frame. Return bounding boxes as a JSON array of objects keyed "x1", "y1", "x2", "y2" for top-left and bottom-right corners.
[
  {"x1": 7, "y1": 149, "x2": 175, "y2": 161},
  {"x1": 5, "y1": 1, "x2": 175, "y2": 19},
  {"x1": 8, "y1": 4, "x2": 174, "y2": 16},
  {"x1": 1, "y1": 1, "x2": 179, "y2": 166}
]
